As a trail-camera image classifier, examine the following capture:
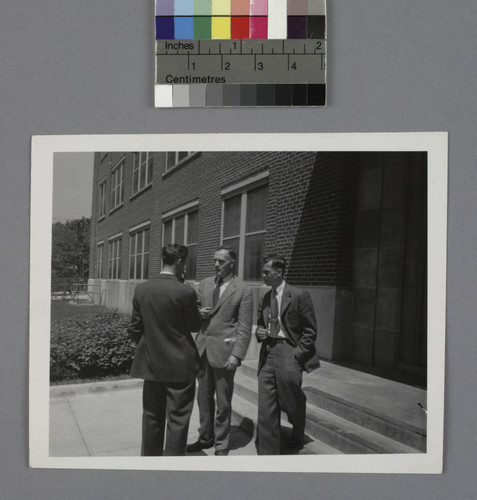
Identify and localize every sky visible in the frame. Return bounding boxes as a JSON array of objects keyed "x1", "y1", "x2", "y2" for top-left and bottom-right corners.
[{"x1": 52, "y1": 153, "x2": 94, "y2": 222}]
